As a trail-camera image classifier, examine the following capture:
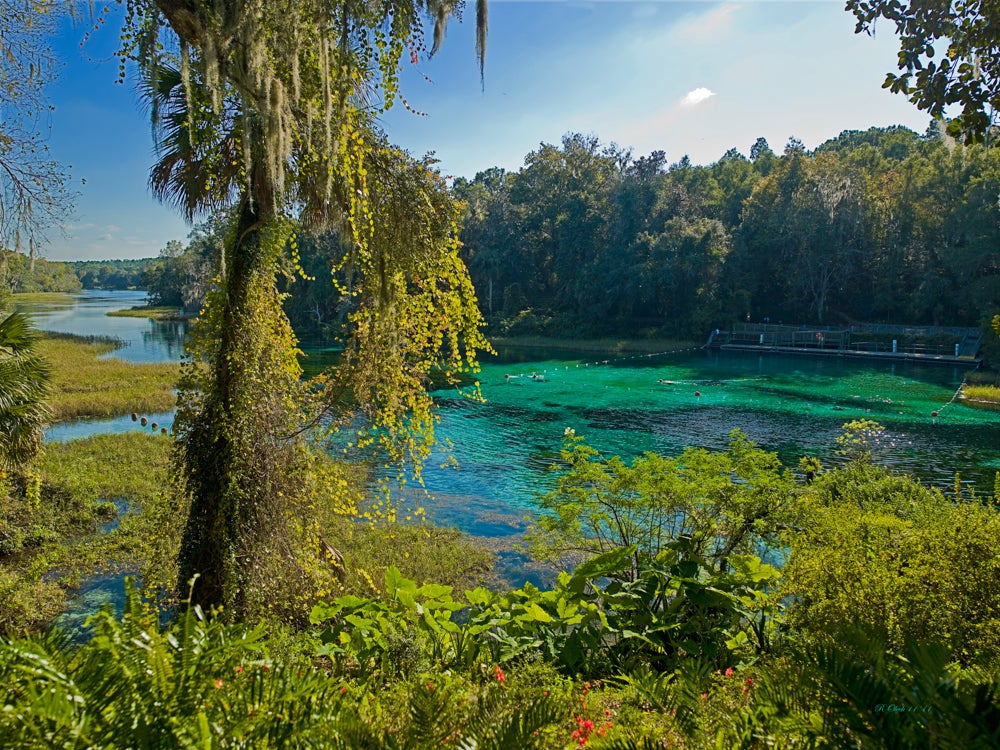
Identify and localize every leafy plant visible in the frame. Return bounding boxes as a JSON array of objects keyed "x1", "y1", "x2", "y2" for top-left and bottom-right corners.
[{"x1": 528, "y1": 428, "x2": 797, "y2": 578}]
